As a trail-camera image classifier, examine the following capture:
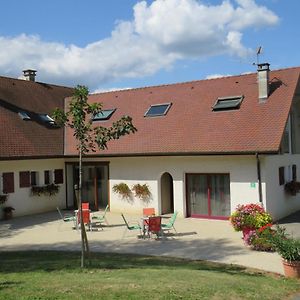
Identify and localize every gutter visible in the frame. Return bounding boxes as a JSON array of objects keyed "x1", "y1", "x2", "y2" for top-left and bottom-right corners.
[{"x1": 256, "y1": 153, "x2": 263, "y2": 206}]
